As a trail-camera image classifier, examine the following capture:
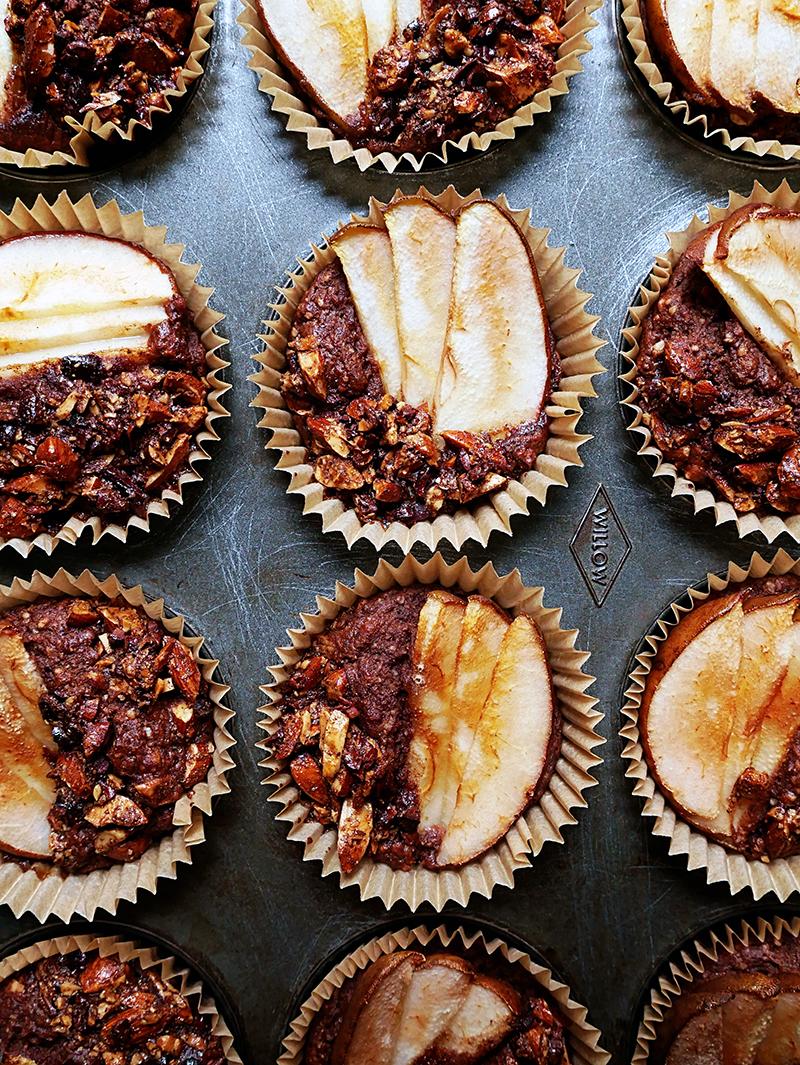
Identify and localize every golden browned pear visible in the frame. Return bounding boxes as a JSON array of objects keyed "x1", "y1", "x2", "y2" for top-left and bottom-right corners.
[
  {"x1": 758, "y1": 990, "x2": 800, "y2": 1064},
  {"x1": 644, "y1": 0, "x2": 716, "y2": 105},
  {"x1": 709, "y1": 0, "x2": 758, "y2": 115},
  {"x1": 0, "y1": 3, "x2": 14, "y2": 125},
  {"x1": 394, "y1": 0, "x2": 421, "y2": 31},
  {"x1": 665, "y1": 1010, "x2": 723, "y2": 1065},
  {"x1": 390, "y1": 955, "x2": 473, "y2": 1065},
  {"x1": 362, "y1": 0, "x2": 397, "y2": 58},
  {"x1": 640, "y1": 592, "x2": 745, "y2": 839},
  {"x1": 433, "y1": 200, "x2": 551, "y2": 437},
  {"x1": 745, "y1": 621, "x2": 800, "y2": 786},
  {"x1": 701, "y1": 207, "x2": 800, "y2": 386},
  {"x1": 0, "y1": 629, "x2": 56, "y2": 859},
  {"x1": 407, "y1": 590, "x2": 466, "y2": 844},
  {"x1": 330, "y1": 223, "x2": 403, "y2": 397},
  {"x1": 332, "y1": 952, "x2": 424, "y2": 1065},
  {"x1": 436, "y1": 974, "x2": 521, "y2": 1060},
  {"x1": 754, "y1": 0, "x2": 800, "y2": 115},
  {"x1": 435, "y1": 614, "x2": 556, "y2": 868},
  {"x1": 256, "y1": 0, "x2": 368, "y2": 131},
  {"x1": 0, "y1": 233, "x2": 179, "y2": 376},
  {"x1": 720, "y1": 992, "x2": 777, "y2": 1065},
  {"x1": 436, "y1": 596, "x2": 509, "y2": 835},
  {"x1": 383, "y1": 197, "x2": 456, "y2": 409}
]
